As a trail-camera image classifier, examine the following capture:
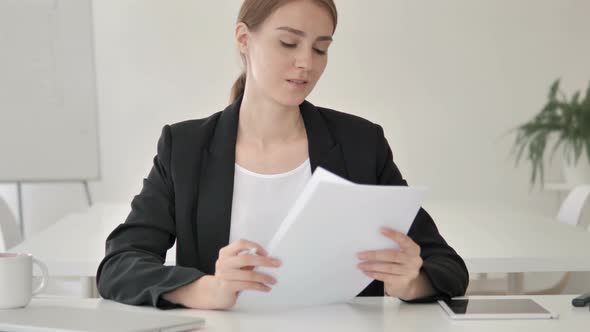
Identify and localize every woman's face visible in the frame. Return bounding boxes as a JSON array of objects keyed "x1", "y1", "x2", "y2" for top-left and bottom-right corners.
[{"x1": 237, "y1": 0, "x2": 334, "y2": 106}]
